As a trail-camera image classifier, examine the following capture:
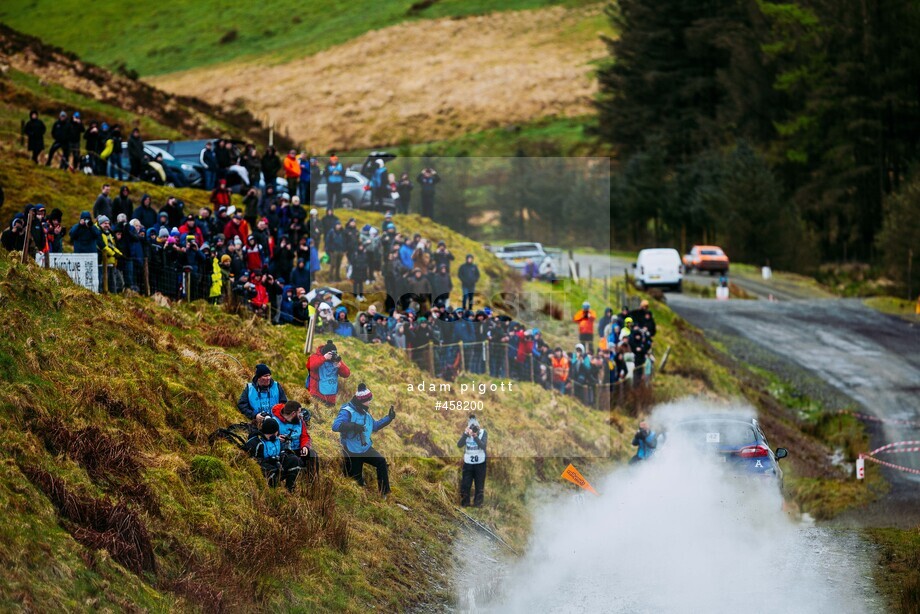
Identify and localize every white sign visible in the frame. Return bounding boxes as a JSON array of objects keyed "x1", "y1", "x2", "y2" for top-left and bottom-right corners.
[
  {"x1": 36, "y1": 253, "x2": 99, "y2": 292},
  {"x1": 762, "y1": 266, "x2": 773, "y2": 280},
  {"x1": 716, "y1": 286, "x2": 730, "y2": 300},
  {"x1": 856, "y1": 457, "x2": 865, "y2": 480}
]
